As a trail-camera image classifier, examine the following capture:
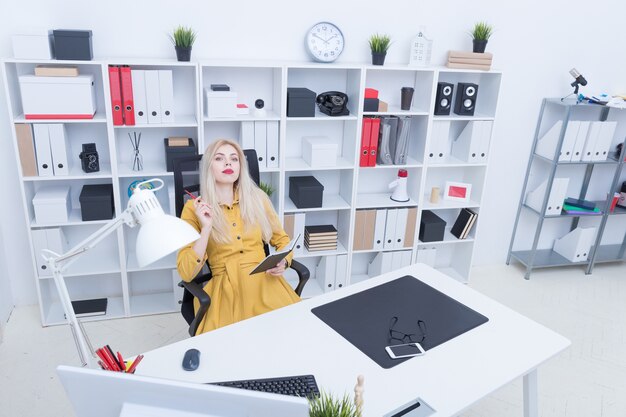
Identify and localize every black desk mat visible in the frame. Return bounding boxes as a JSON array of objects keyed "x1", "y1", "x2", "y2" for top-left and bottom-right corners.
[{"x1": 311, "y1": 275, "x2": 489, "y2": 369}]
